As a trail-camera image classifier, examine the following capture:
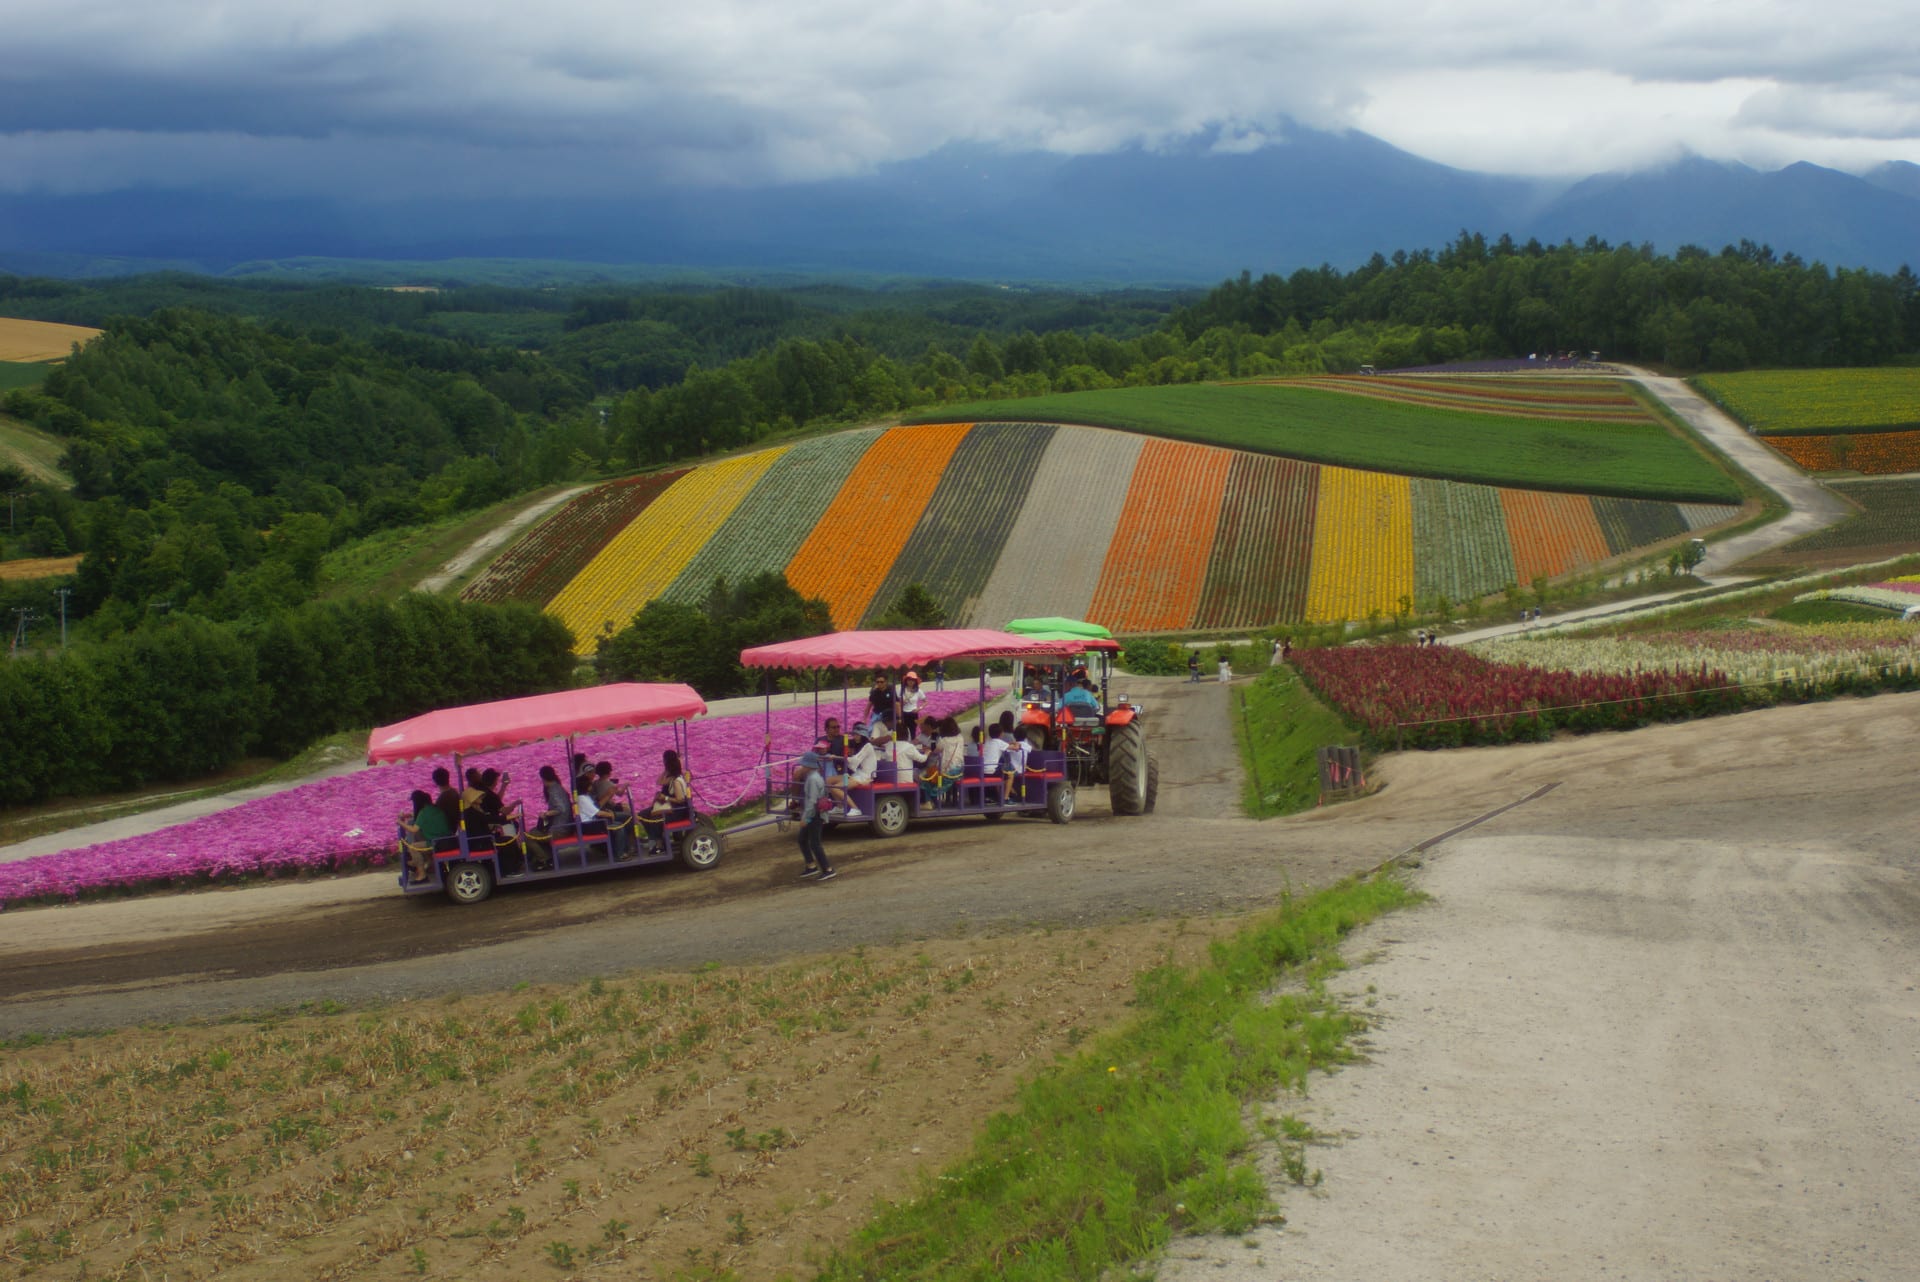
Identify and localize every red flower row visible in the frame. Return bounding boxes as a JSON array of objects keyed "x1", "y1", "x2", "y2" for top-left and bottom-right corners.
[{"x1": 1291, "y1": 644, "x2": 1739, "y2": 748}]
